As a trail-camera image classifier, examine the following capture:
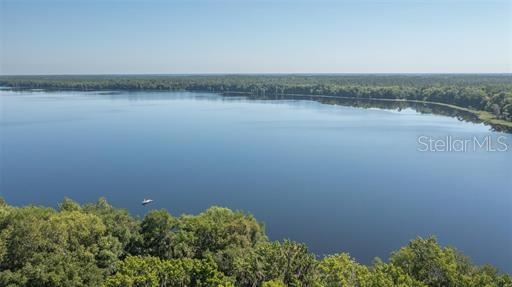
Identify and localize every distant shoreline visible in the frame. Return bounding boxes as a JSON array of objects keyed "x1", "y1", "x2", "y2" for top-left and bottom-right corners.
[
  {"x1": 3, "y1": 86, "x2": 512, "y2": 133},
  {"x1": 221, "y1": 91, "x2": 512, "y2": 132},
  {"x1": 1, "y1": 74, "x2": 511, "y2": 132}
]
